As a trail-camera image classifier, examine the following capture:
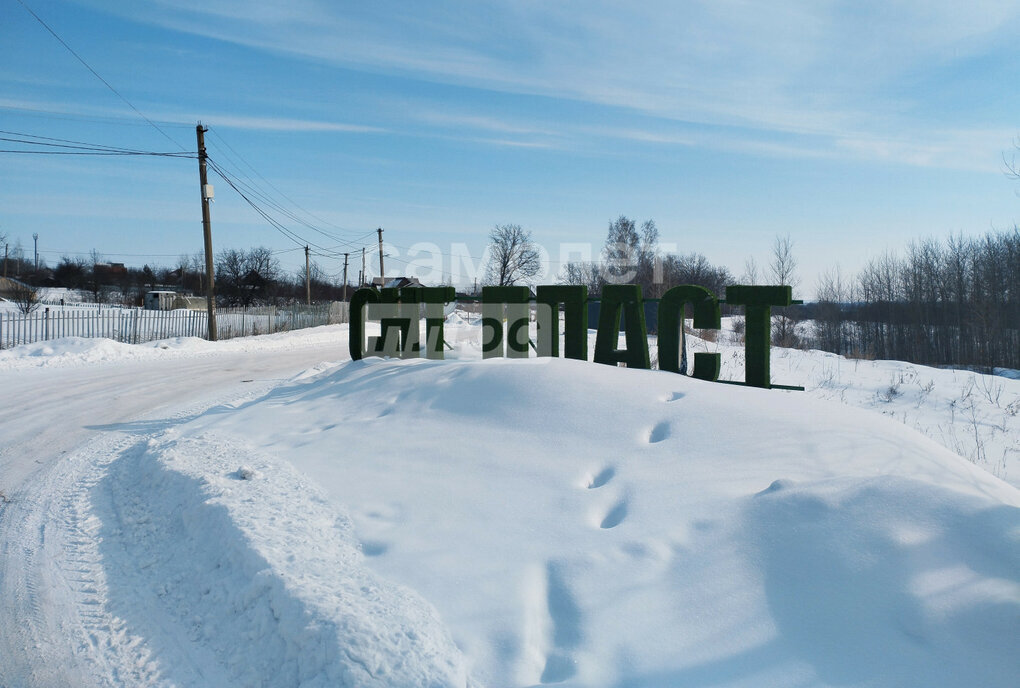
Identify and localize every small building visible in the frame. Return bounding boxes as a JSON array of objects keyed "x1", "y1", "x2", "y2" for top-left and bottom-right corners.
[
  {"x1": 144, "y1": 290, "x2": 178, "y2": 310},
  {"x1": 370, "y1": 276, "x2": 422, "y2": 290}
]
